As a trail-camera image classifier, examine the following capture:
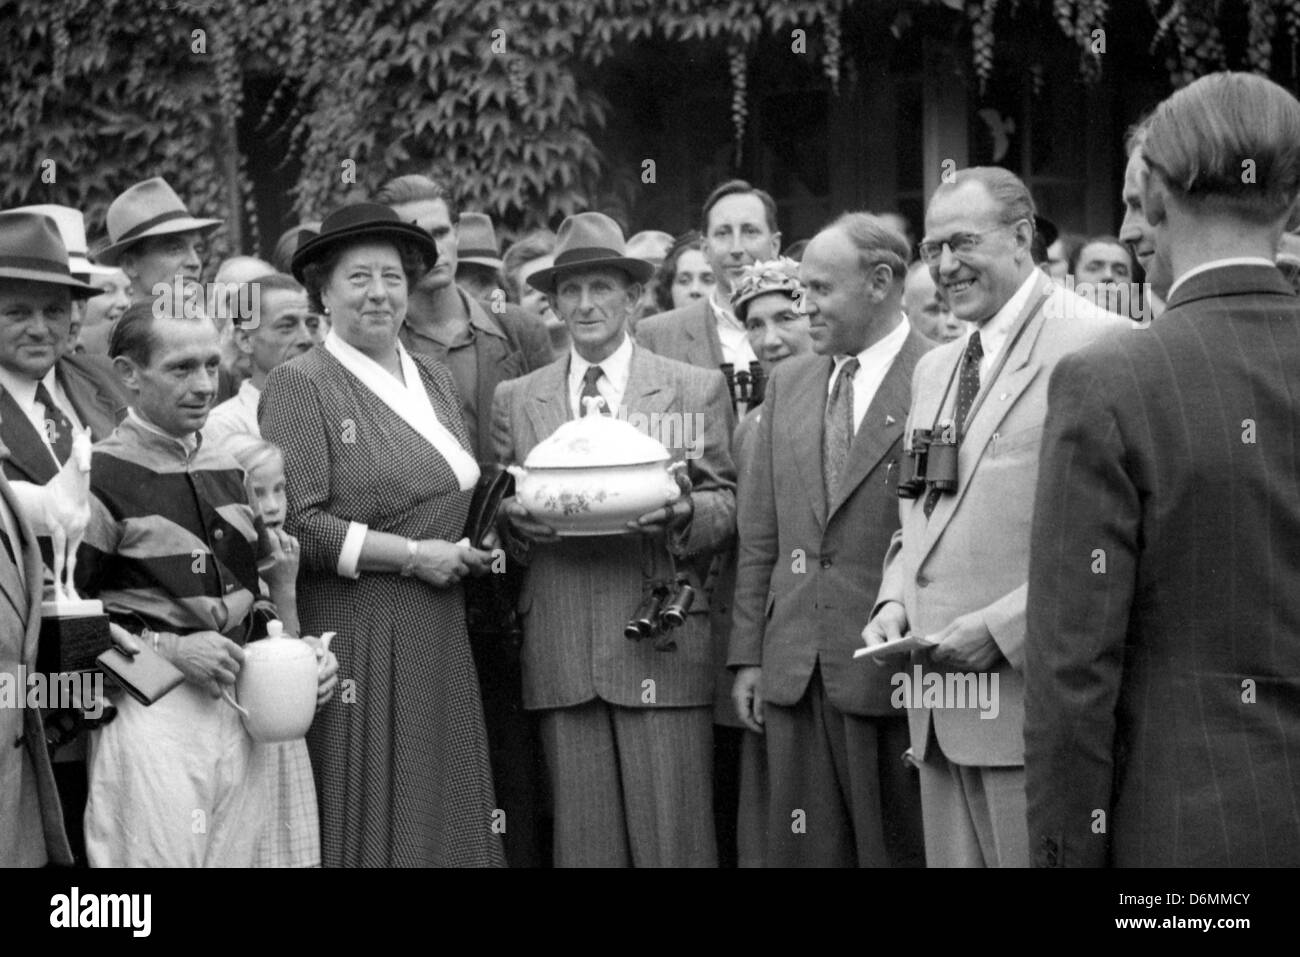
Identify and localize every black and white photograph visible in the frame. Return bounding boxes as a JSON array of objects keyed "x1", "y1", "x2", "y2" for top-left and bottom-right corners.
[{"x1": 0, "y1": 0, "x2": 1296, "y2": 932}]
